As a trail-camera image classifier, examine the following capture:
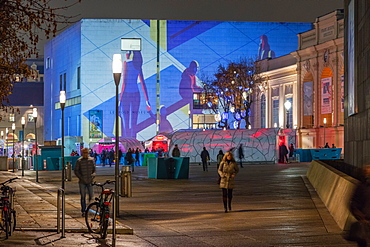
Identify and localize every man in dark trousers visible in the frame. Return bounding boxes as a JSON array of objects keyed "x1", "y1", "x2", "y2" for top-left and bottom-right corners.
[
  {"x1": 74, "y1": 148, "x2": 96, "y2": 217},
  {"x1": 238, "y1": 144, "x2": 244, "y2": 168},
  {"x1": 200, "y1": 147, "x2": 210, "y2": 172}
]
